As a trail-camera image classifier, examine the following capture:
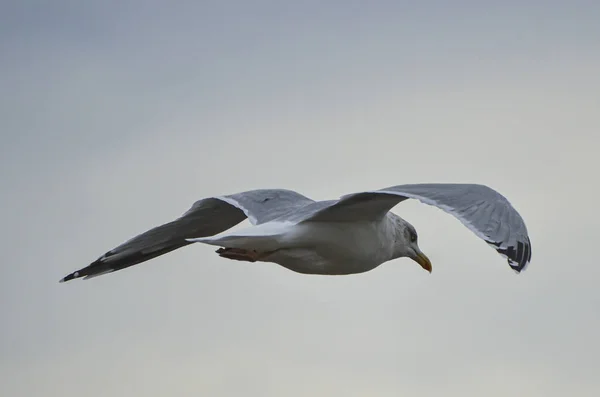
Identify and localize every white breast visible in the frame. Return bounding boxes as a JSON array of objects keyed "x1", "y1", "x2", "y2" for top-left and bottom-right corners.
[{"x1": 275, "y1": 216, "x2": 396, "y2": 273}]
